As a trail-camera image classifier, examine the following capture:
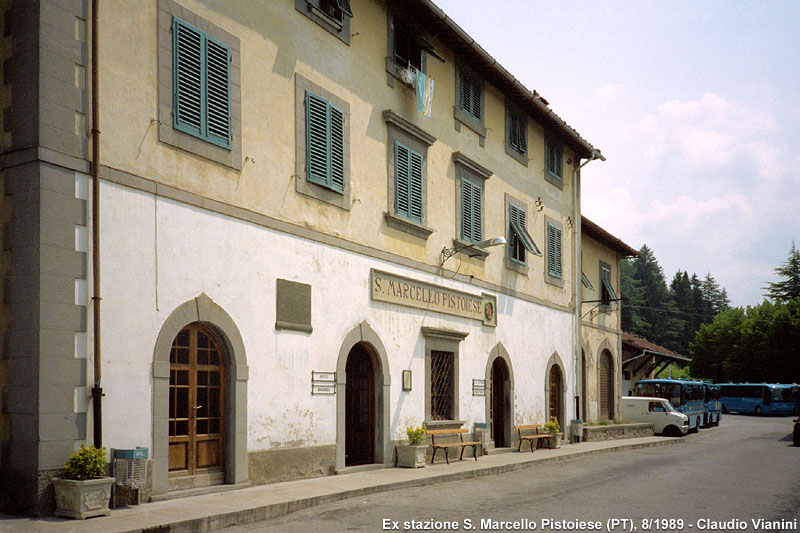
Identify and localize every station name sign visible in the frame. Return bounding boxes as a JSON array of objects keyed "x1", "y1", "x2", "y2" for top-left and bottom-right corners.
[{"x1": 370, "y1": 269, "x2": 497, "y2": 327}]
